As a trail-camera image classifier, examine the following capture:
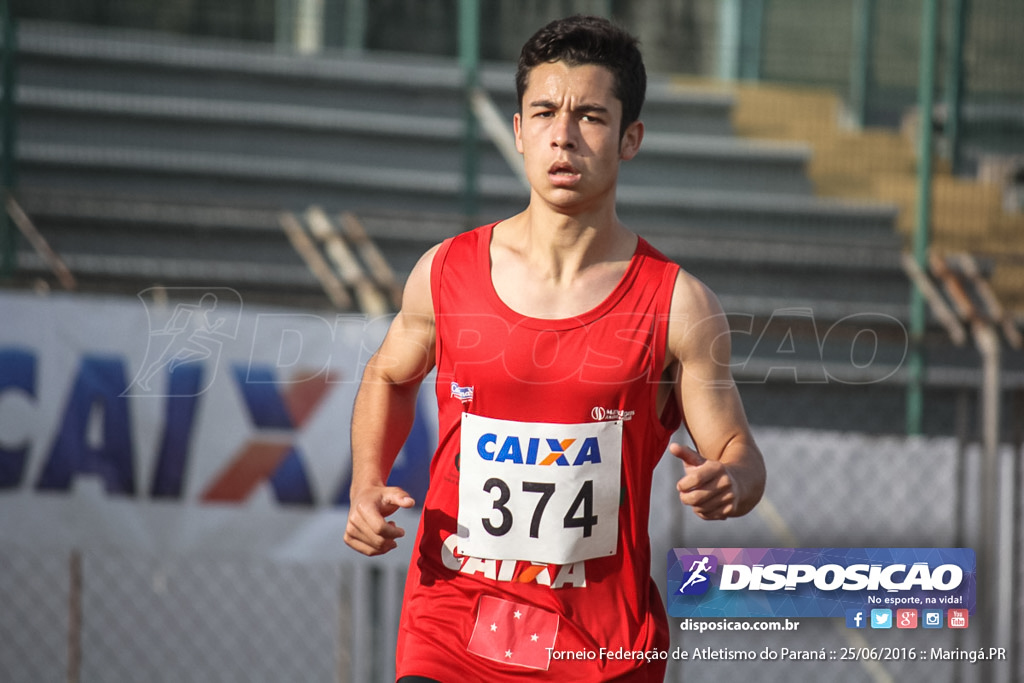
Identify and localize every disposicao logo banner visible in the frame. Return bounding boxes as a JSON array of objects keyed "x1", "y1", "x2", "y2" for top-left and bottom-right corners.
[{"x1": 667, "y1": 548, "x2": 976, "y2": 618}]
